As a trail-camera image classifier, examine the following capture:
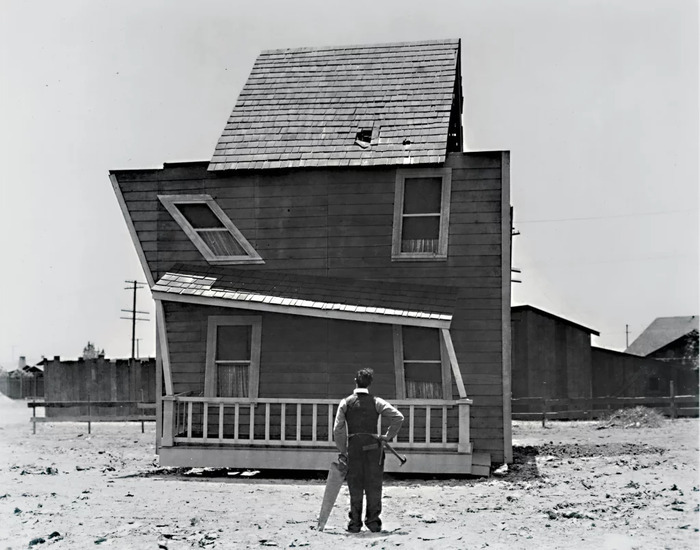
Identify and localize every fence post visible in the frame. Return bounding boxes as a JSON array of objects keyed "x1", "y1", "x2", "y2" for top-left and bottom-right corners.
[
  {"x1": 669, "y1": 380, "x2": 676, "y2": 419},
  {"x1": 541, "y1": 397, "x2": 548, "y2": 428},
  {"x1": 32, "y1": 396, "x2": 36, "y2": 435},
  {"x1": 87, "y1": 393, "x2": 92, "y2": 435}
]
